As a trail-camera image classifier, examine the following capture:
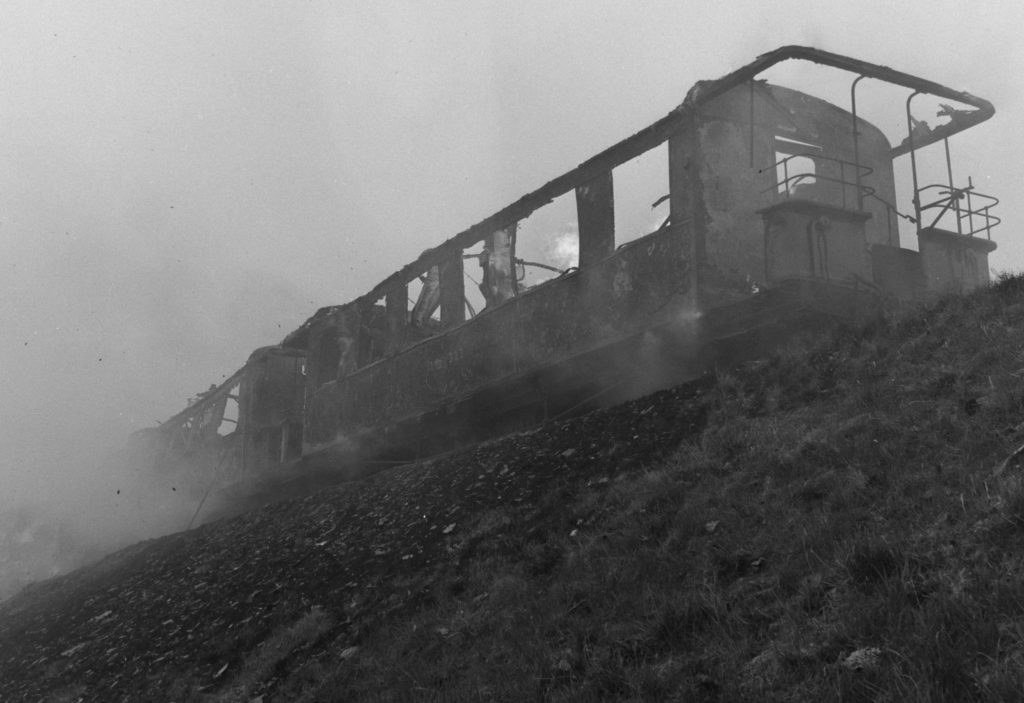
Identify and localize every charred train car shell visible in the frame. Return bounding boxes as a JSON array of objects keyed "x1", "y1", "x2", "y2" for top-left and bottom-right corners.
[
  {"x1": 143, "y1": 47, "x2": 1000, "y2": 498},
  {"x1": 138, "y1": 346, "x2": 305, "y2": 497}
]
